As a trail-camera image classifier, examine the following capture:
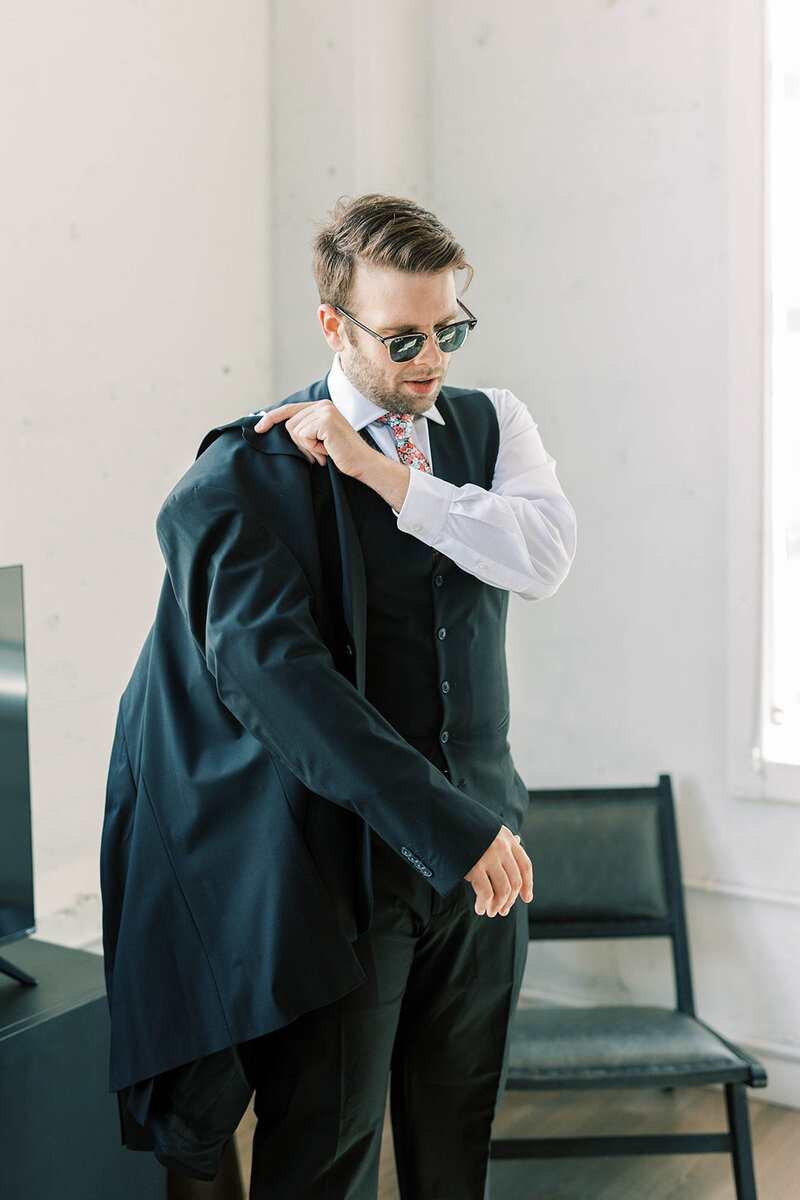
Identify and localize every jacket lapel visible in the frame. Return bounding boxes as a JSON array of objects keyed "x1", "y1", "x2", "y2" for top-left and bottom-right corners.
[{"x1": 327, "y1": 459, "x2": 367, "y2": 696}]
